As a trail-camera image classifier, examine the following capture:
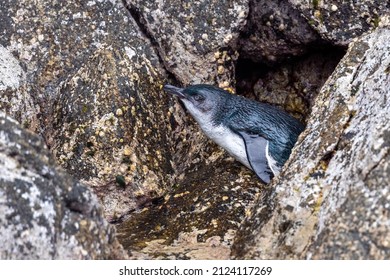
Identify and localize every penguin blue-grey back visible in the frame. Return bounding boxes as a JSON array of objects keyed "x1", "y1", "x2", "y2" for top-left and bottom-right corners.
[{"x1": 163, "y1": 84, "x2": 305, "y2": 184}]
